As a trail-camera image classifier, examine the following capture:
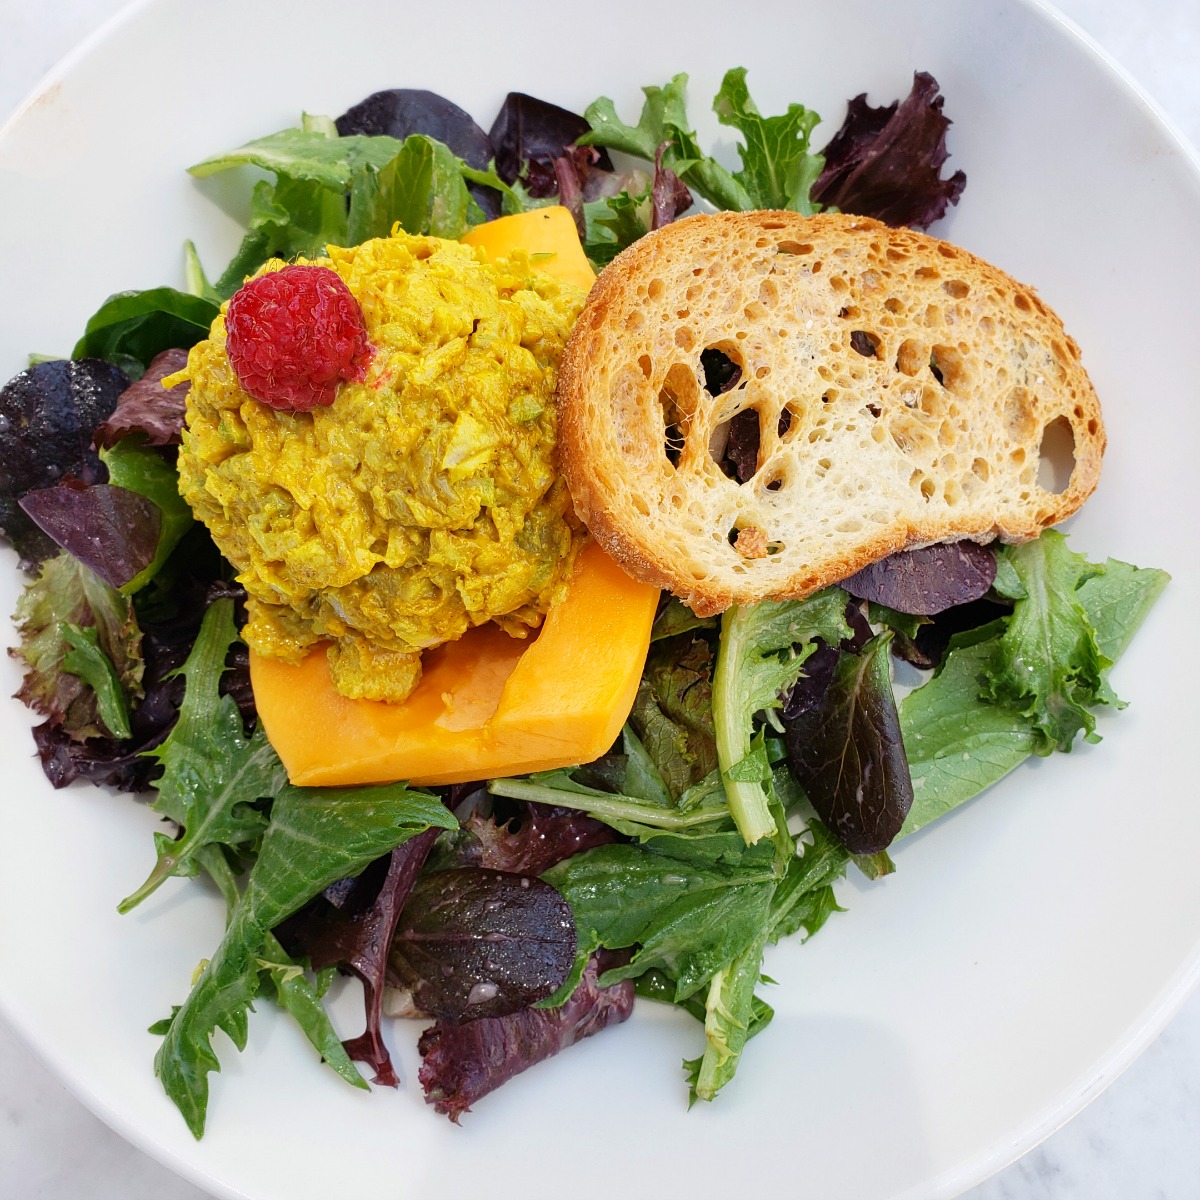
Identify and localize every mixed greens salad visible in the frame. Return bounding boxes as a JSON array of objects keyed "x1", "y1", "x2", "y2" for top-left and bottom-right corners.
[{"x1": 0, "y1": 68, "x2": 1168, "y2": 1135}]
